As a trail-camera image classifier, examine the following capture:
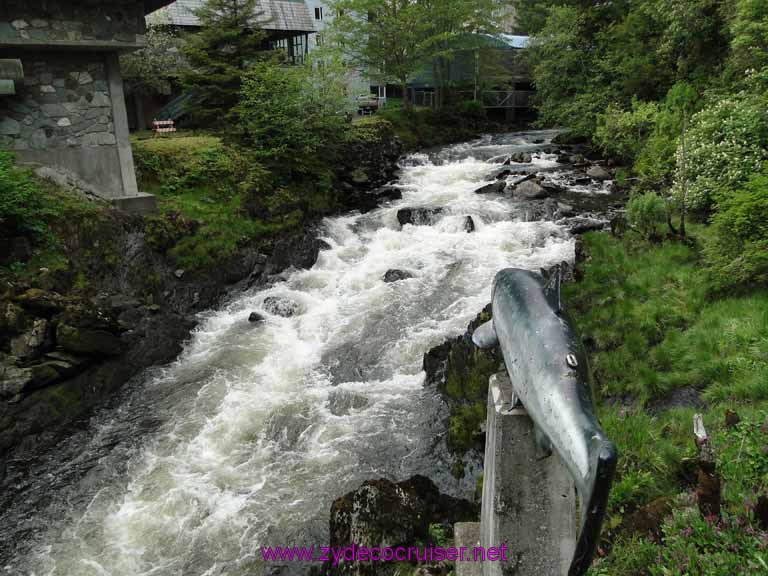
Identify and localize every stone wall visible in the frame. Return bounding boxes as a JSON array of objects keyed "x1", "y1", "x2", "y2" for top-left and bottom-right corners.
[
  {"x1": 0, "y1": 0, "x2": 146, "y2": 49},
  {"x1": 0, "y1": 50, "x2": 133, "y2": 198},
  {"x1": 0, "y1": 53, "x2": 115, "y2": 152}
]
